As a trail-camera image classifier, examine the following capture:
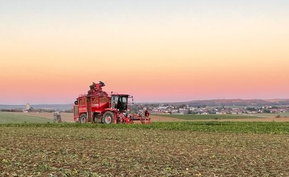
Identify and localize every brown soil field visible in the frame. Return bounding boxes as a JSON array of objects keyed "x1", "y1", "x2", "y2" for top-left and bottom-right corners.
[{"x1": 151, "y1": 115, "x2": 289, "y2": 122}]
